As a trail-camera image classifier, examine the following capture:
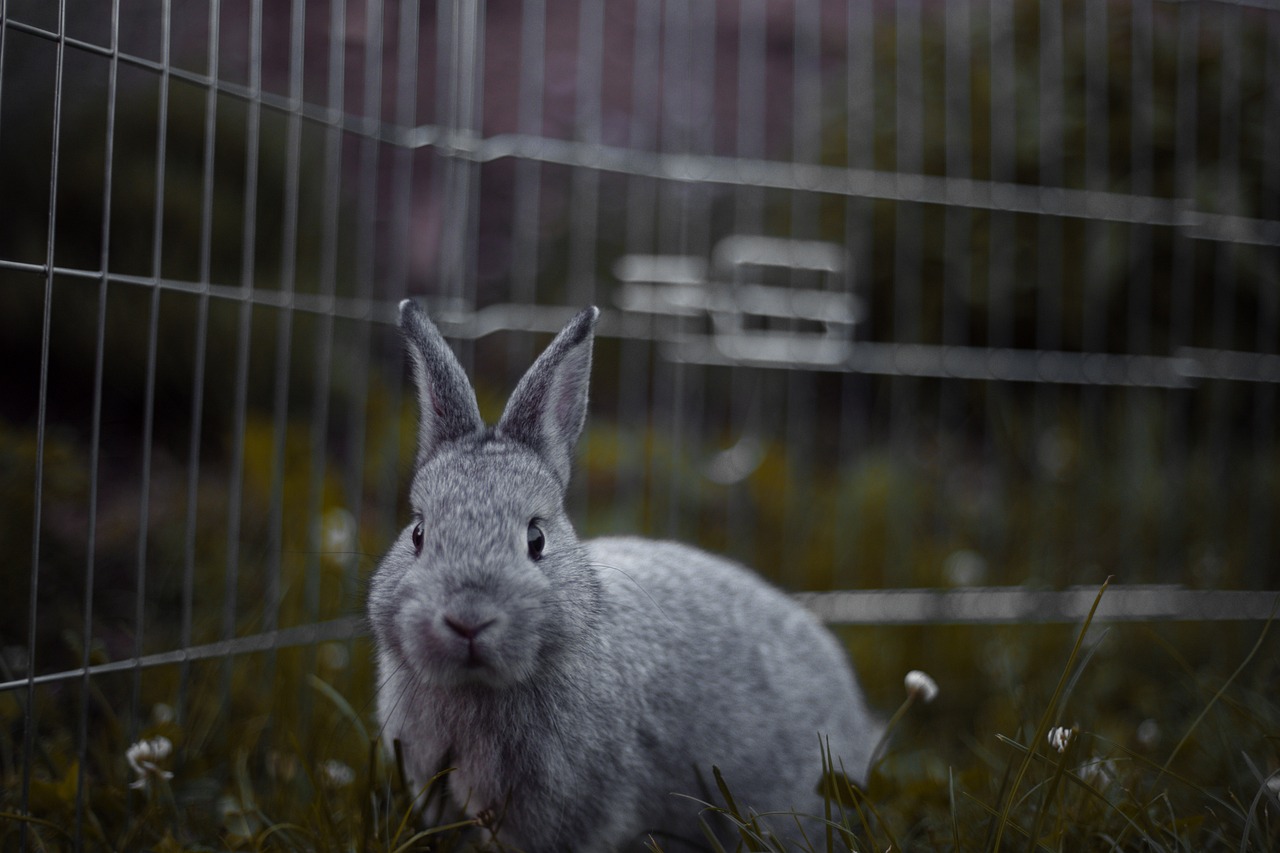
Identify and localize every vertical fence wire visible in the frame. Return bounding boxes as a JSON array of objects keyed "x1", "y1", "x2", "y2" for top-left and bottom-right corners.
[
  {"x1": 75, "y1": 0, "x2": 125, "y2": 836},
  {"x1": 567, "y1": 0, "x2": 605, "y2": 519},
  {"x1": 1079, "y1": 0, "x2": 1107, "y2": 576},
  {"x1": 509, "y1": 0, "x2": 545, "y2": 374},
  {"x1": 1124, "y1": 0, "x2": 1153, "y2": 582},
  {"x1": 343, "y1": 0, "x2": 387, "y2": 602},
  {"x1": 1207, "y1": 5, "x2": 1237, "y2": 583},
  {"x1": 265, "y1": 0, "x2": 306, "y2": 647},
  {"x1": 728, "y1": 0, "x2": 765, "y2": 567},
  {"x1": 1035, "y1": 0, "x2": 1063, "y2": 583},
  {"x1": 21, "y1": 0, "x2": 68, "y2": 839},
  {"x1": 305, "y1": 0, "x2": 347, "y2": 632},
  {"x1": 696, "y1": 0, "x2": 718, "y2": 531},
  {"x1": 839, "y1": 0, "x2": 876, "y2": 589},
  {"x1": 659, "y1": 0, "x2": 688, "y2": 537},
  {"x1": 135, "y1": 0, "x2": 172, "y2": 712},
  {"x1": 378, "y1": 0, "x2": 420, "y2": 536},
  {"x1": 621, "y1": 0, "x2": 660, "y2": 538},
  {"x1": 178, "y1": 0, "x2": 222, "y2": 725},
  {"x1": 943, "y1": 0, "x2": 975, "y2": 582},
  {"x1": 439, "y1": 0, "x2": 484, "y2": 321},
  {"x1": 680, "y1": 0, "x2": 713, "y2": 542},
  {"x1": 464, "y1": 0, "x2": 487, "y2": 333},
  {"x1": 221, "y1": 0, "x2": 264, "y2": 718},
  {"x1": 99, "y1": 0, "x2": 122, "y2": 741},
  {"x1": 1255, "y1": 9, "x2": 1280, "y2": 586},
  {"x1": 787, "y1": 0, "x2": 821, "y2": 572},
  {"x1": 891, "y1": 0, "x2": 923, "y2": 581},
  {"x1": 568, "y1": 0, "x2": 603, "y2": 309},
  {"x1": 986, "y1": 0, "x2": 1015, "y2": 578},
  {"x1": 1161, "y1": 0, "x2": 1197, "y2": 581}
]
